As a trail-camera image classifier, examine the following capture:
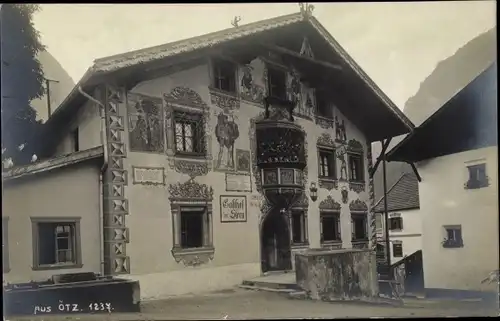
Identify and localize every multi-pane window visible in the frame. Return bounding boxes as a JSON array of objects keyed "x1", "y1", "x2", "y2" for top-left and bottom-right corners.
[
  {"x1": 267, "y1": 66, "x2": 287, "y2": 100},
  {"x1": 174, "y1": 112, "x2": 205, "y2": 156},
  {"x1": 291, "y1": 210, "x2": 308, "y2": 245},
  {"x1": 465, "y1": 163, "x2": 489, "y2": 189},
  {"x1": 318, "y1": 149, "x2": 336, "y2": 178},
  {"x1": 392, "y1": 242, "x2": 403, "y2": 257},
  {"x1": 348, "y1": 154, "x2": 364, "y2": 182},
  {"x1": 389, "y1": 217, "x2": 403, "y2": 231},
  {"x1": 213, "y1": 59, "x2": 237, "y2": 93},
  {"x1": 320, "y1": 212, "x2": 341, "y2": 243},
  {"x1": 316, "y1": 89, "x2": 332, "y2": 118},
  {"x1": 32, "y1": 218, "x2": 81, "y2": 269},
  {"x1": 351, "y1": 214, "x2": 368, "y2": 241}
]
